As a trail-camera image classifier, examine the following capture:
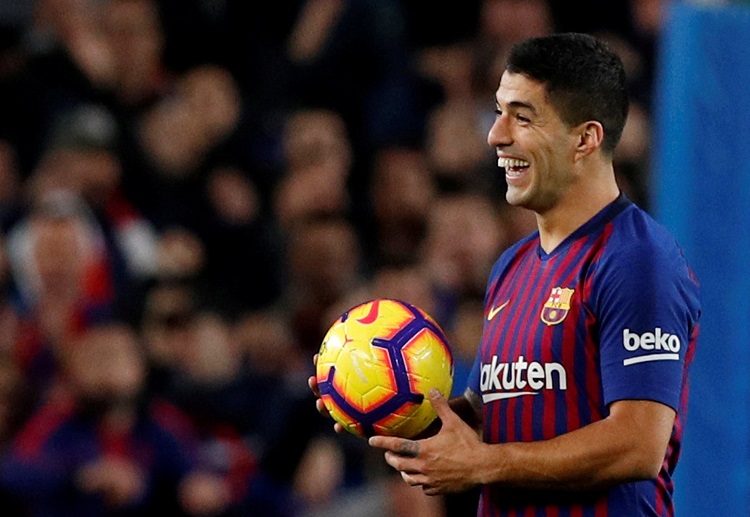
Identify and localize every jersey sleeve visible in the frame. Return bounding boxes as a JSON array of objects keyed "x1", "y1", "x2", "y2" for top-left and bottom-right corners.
[{"x1": 592, "y1": 235, "x2": 700, "y2": 412}]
